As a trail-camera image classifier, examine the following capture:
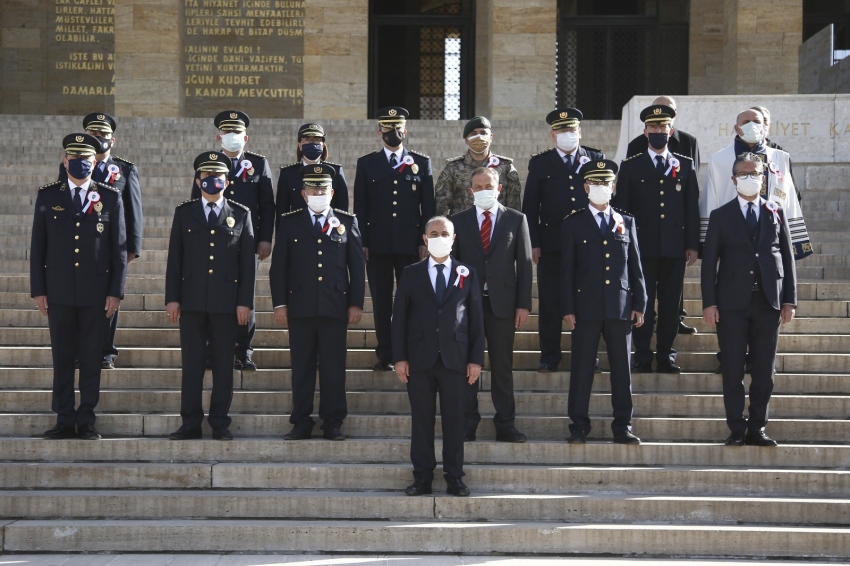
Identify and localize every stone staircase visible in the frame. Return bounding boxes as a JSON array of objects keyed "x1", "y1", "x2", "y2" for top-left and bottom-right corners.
[{"x1": 0, "y1": 115, "x2": 848, "y2": 558}]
